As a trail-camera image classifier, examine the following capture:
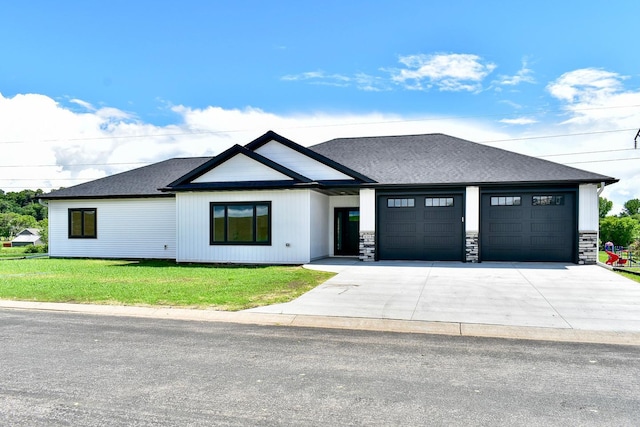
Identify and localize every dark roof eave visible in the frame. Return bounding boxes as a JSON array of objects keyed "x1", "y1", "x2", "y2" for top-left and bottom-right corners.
[
  {"x1": 39, "y1": 193, "x2": 176, "y2": 201},
  {"x1": 162, "y1": 181, "x2": 314, "y2": 192},
  {"x1": 360, "y1": 177, "x2": 619, "y2": 189}
]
